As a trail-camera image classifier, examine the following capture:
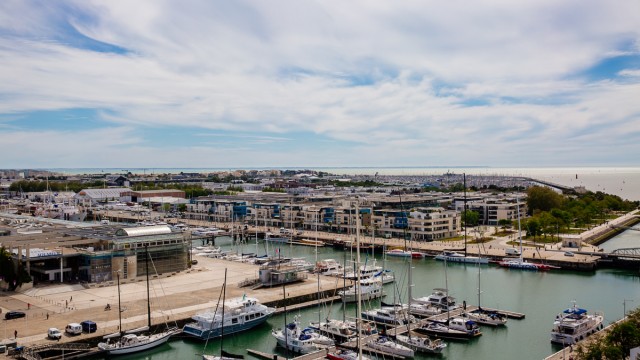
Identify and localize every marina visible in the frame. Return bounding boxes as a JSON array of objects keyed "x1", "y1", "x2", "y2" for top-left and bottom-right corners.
[{"x1": 0, "y1": 225, "x2": 638, "y2": 359}]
